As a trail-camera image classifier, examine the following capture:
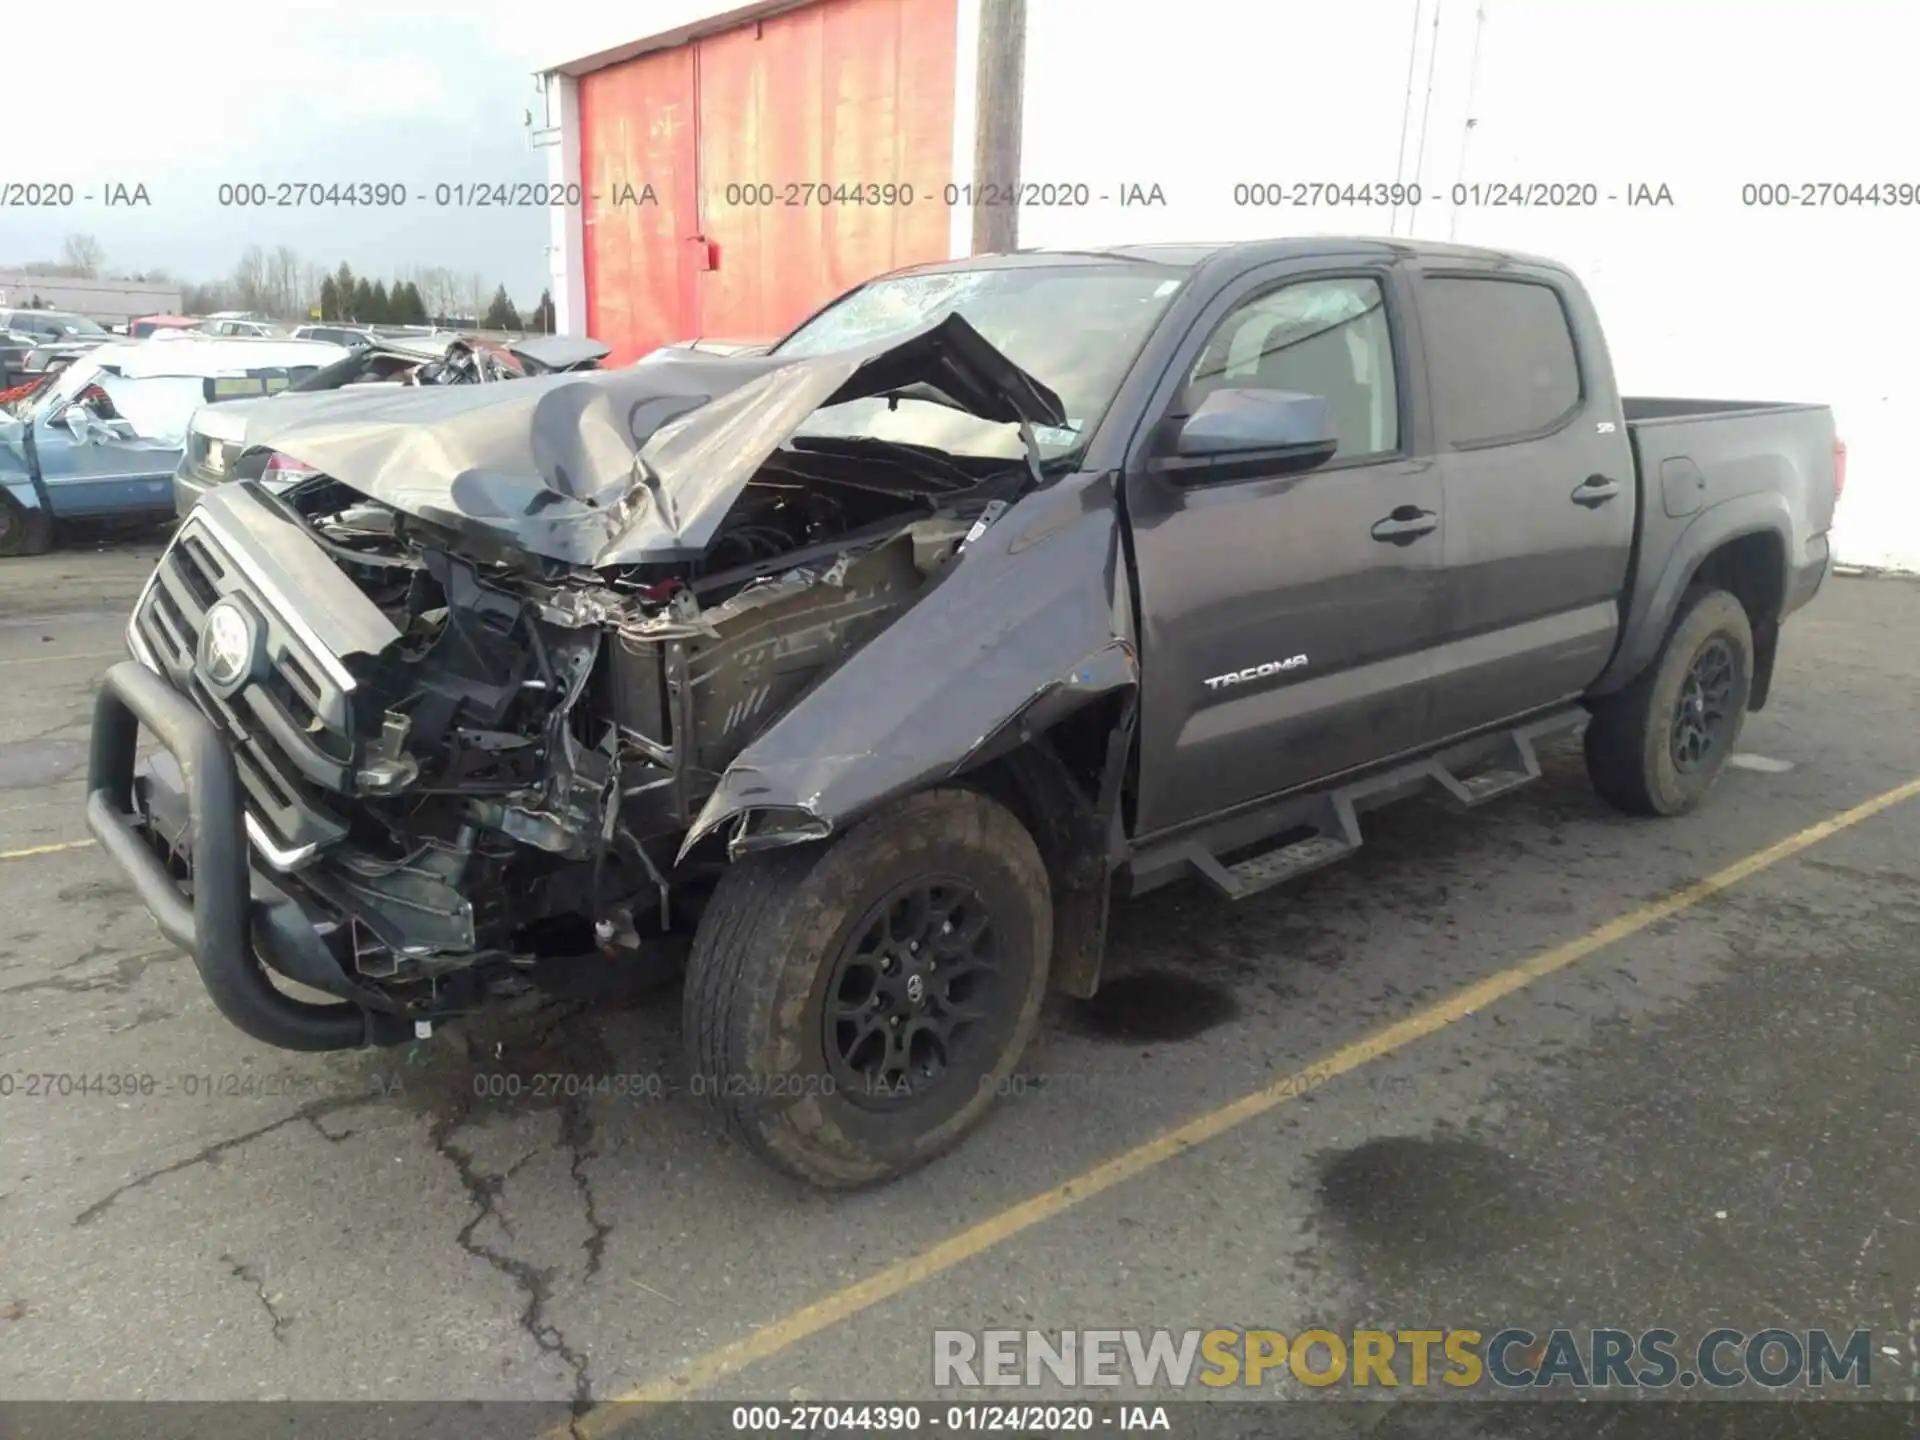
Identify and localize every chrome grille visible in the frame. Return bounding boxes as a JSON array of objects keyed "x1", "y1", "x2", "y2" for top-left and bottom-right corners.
[{"x1": 128, "y1": 513, "x2": 357, "y2": 868}]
